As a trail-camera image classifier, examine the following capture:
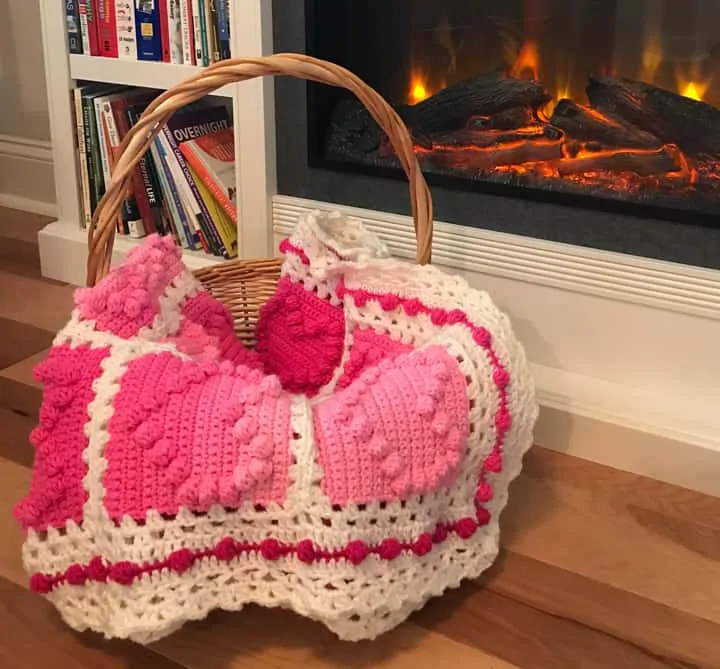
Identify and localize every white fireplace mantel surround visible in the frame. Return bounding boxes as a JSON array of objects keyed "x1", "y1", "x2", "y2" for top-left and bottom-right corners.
[{"x1": 37, "y1": 0, "x2": 719, "y2": 496}]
